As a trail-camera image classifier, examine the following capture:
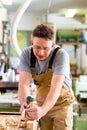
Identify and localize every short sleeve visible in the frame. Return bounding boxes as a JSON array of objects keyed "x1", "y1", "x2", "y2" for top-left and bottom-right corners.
[
  {"x1": 53, "y1": 48, "x2": 70, "y2": 77},
  {"x1": 18, "y1": 47, "x2": 31, "y2": 72}
]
